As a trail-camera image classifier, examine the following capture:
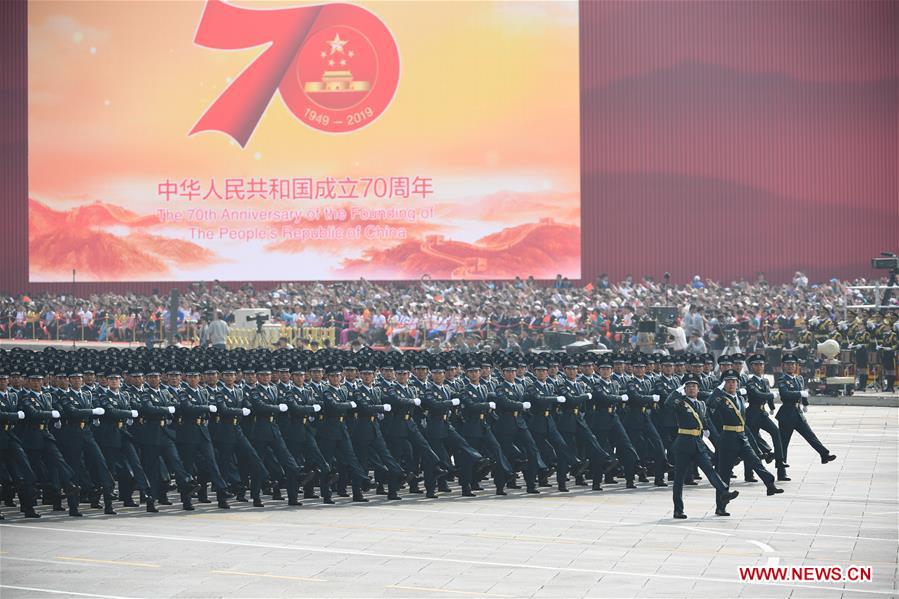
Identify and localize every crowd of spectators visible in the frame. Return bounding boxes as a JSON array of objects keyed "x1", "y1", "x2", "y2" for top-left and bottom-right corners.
[{"x1": 1, "y1": 272, "x2": 896, "y2": 353}]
